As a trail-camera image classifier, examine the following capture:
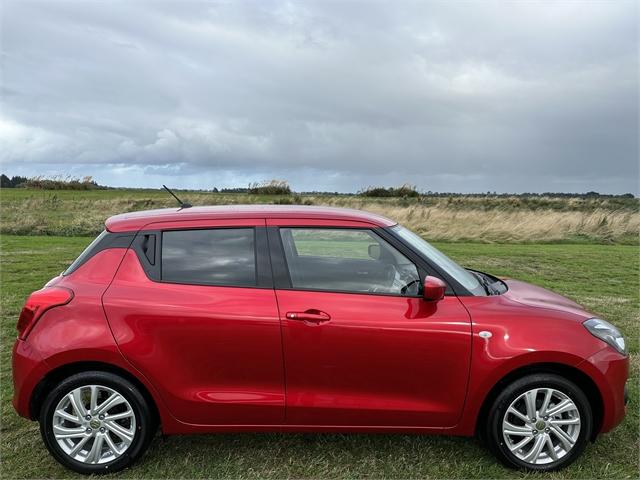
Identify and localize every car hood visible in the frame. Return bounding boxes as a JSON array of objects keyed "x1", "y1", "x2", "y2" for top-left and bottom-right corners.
[{"x1": 502, "y1": 279, "x2": 592, "y2": 320}]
